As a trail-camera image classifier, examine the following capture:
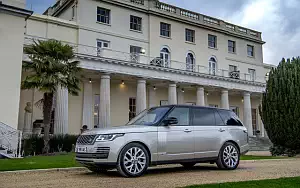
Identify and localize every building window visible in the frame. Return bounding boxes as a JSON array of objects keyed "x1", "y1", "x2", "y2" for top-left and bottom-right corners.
[
  {"x1": 186, "y1": 52, "x2": 195, "y2": 71},
  {"x1": 129, "y1": 98, "x2": 136, "y2": 120},
  {"x1": 209, "y1": 57, "x2": 217, "y2": 75},
  {"x1": 229, "y1": 65, "x2": 239, "y2": 79},
  {"x1": 97, "y1": 7, "x2": 110, "y2": 24},
  {"x1": 130, "y1": 46, "x2": 142, "y2": 63},
  {"x1": 230, "y1": 106, "x2": 239, "y2": 117},
  {"x1": 72, "y1": 5, "x2": 75, "y2": 20},
  {"x1": 160, "y1": 22, "x2": 171, "y2": 37},
  {"x1": 94, "y1": 95, "x2": 100, "y2": 126},
  {"x1": 228, "y1": 40, "x2": 236, "y2": 53},
  {"x1": 97, "y1": 40, "x2": 110, "y2": 56},
  {"x1": 229, "y1": 65, "x2": 237, "y2": 72},
  {"x1": 208, "y1": 34, "x2": 217, "y2": 48},
  {"x1": 185, "y1": 29, "x2": 195, "y2": 43},
  {"x1": 160, "y1": 47, "x2": 170, "y2": 67},
  {"x1": 247, "y1": 45, "x2": 254, "y2": 57},
  {"x1": 130, "y1": 15, "x2": 142, "y2": 31},
  {"x1": 248, "y1": 68, "x2": 256, "y2": 81}
]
